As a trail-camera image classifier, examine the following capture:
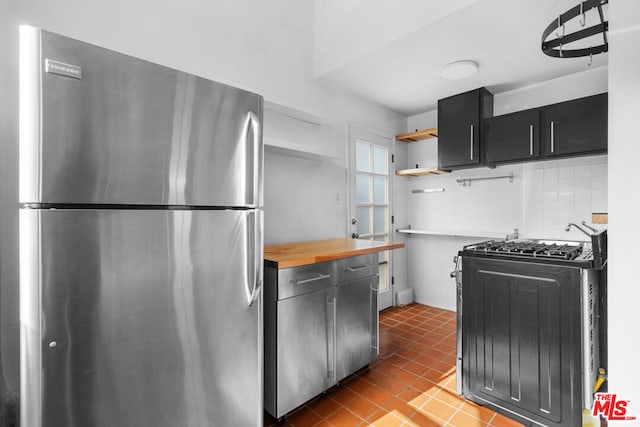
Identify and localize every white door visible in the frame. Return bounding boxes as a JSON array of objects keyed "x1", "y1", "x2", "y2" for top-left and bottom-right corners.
[{"x1": 348, "y1": 126, "x2": 394, "y2": 310}]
